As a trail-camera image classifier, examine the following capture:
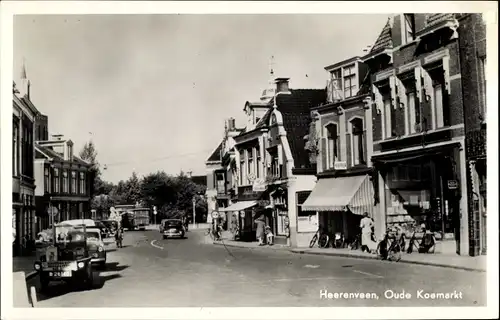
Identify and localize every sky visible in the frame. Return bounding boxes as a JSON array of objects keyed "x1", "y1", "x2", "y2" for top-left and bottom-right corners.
[{"x1": 13, "y1": 14, "x2": 389, "y2": 183}]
